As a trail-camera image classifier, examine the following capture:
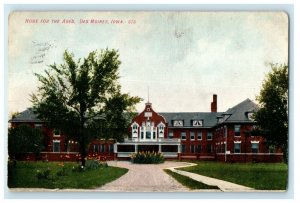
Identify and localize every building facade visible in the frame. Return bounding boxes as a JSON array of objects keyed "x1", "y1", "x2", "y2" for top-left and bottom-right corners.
[{"x1": 9, "y1": 95, "x2": 283, "y2": 162}]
